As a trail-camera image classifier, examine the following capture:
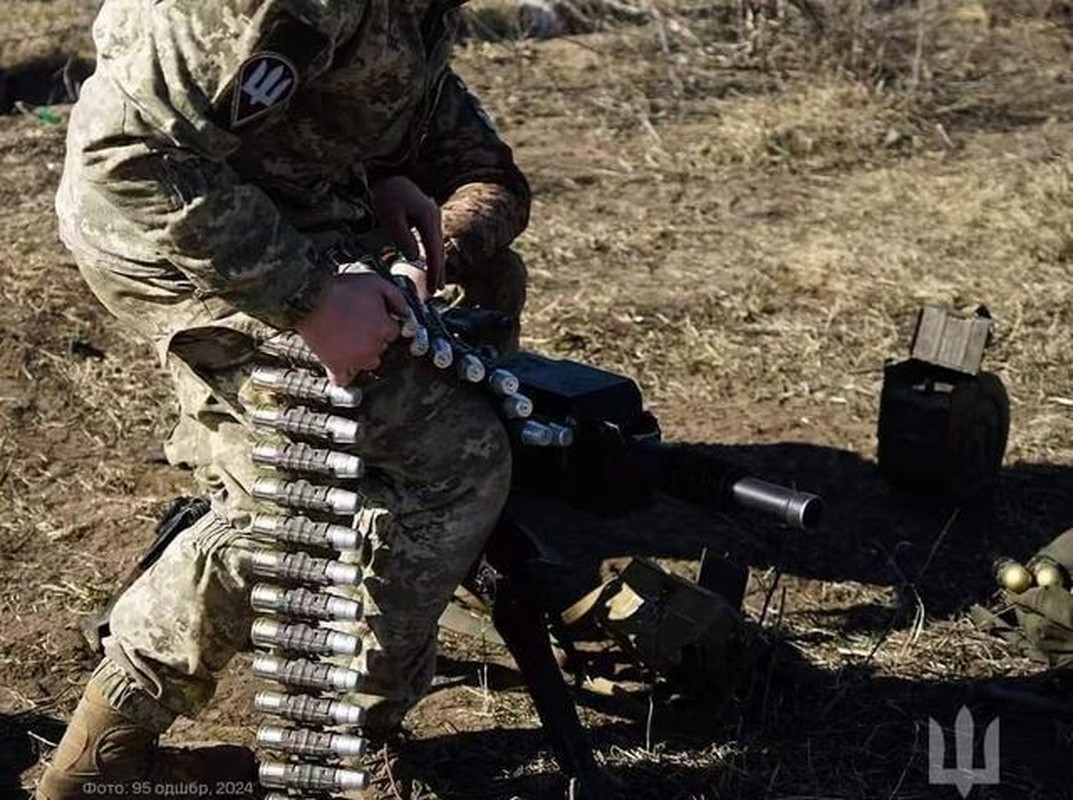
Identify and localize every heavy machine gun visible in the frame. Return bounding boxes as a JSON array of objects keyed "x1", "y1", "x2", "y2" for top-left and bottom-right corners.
[{"x1": 430, "y1": 304, "x2": 823, "y2": 798}]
